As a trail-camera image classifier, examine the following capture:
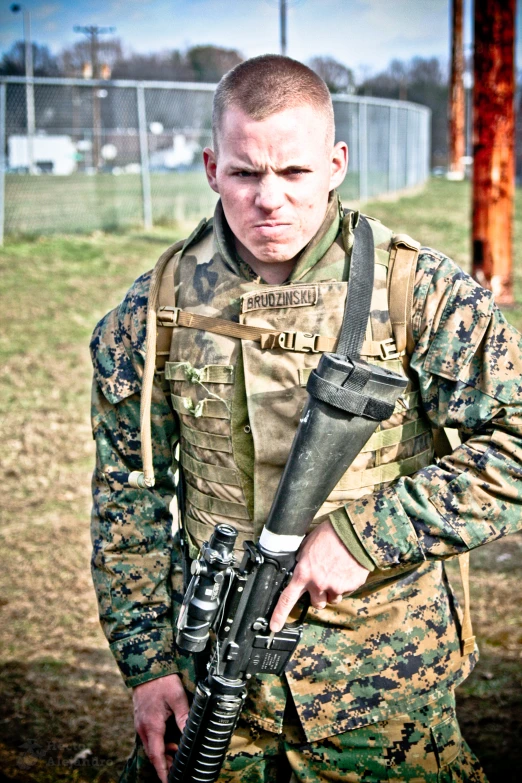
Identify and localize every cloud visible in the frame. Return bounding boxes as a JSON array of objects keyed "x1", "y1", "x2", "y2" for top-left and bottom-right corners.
[
  {"x1": 34, "y1": 4, "x2": 62, "y2": 21},
  {"x1": 358, "y1": 0, "x2": 448, "y2": 44},
  {"x1": 107, "y1": 0, "x2": 155, "y2": 10}
]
